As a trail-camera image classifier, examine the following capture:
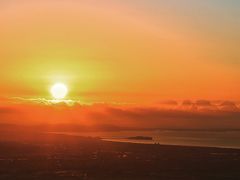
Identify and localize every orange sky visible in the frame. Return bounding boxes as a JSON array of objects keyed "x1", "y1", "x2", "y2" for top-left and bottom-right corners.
[{"x1": 0, "y1": 0, "x2": 239, "y2": 129}]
